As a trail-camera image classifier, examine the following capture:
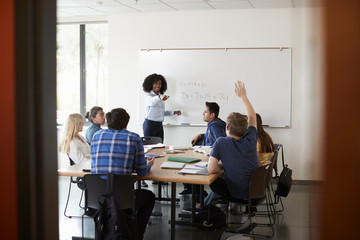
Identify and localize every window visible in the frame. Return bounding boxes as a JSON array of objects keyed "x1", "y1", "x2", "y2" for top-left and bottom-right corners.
[{"x1": 56, "y1": 23, "x2": 108, "y2": 124}]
